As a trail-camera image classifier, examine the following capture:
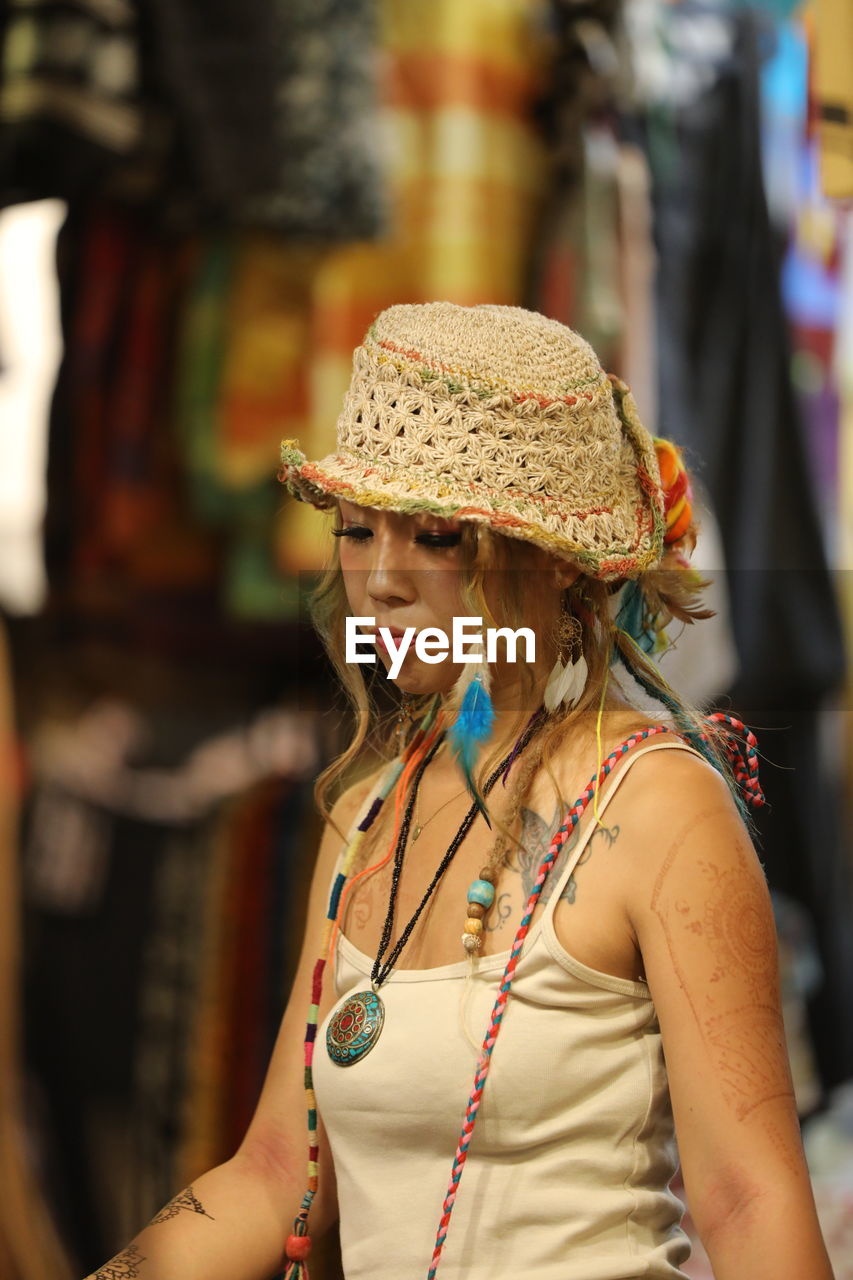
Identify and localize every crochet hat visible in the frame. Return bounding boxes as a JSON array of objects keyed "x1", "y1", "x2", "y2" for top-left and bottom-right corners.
[{"x1": 279, "y1": 302, "x2": 665, "y2": 580}]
